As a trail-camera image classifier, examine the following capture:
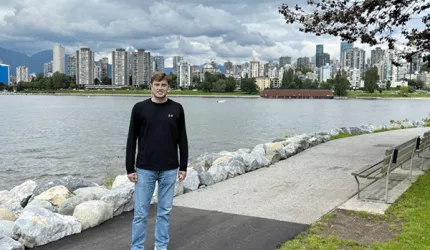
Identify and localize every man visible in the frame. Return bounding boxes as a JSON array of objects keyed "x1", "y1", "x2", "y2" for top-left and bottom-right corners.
[{"x1": 126, "y1": 72, "x2": 188, "y2": 250}]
